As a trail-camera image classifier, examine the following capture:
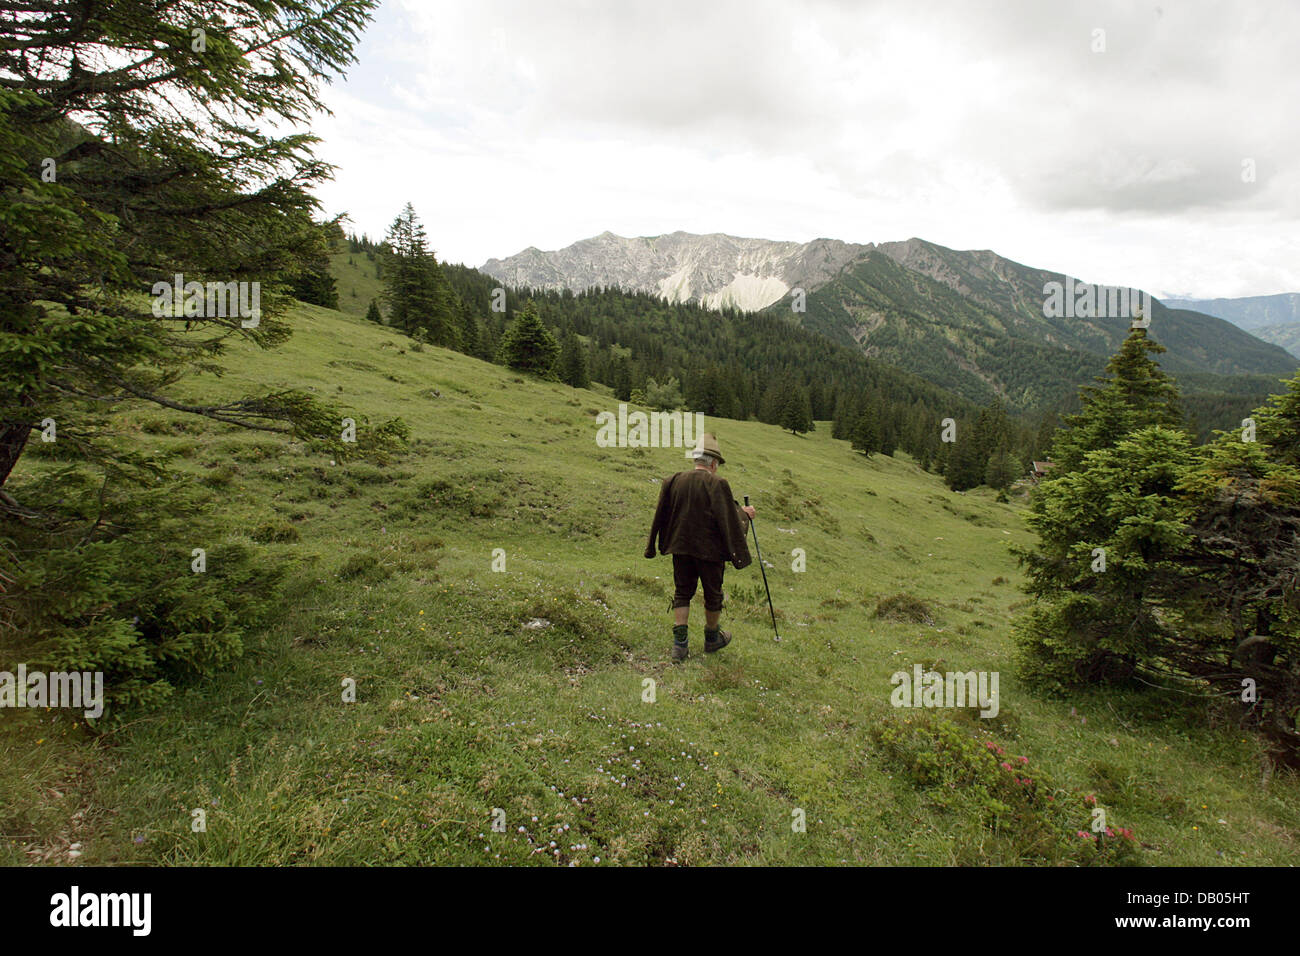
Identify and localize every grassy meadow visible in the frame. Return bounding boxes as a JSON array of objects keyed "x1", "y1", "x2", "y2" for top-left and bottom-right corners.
[{"x1": 3, "y1": 283, "x2": 1299, "y2": 866}]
